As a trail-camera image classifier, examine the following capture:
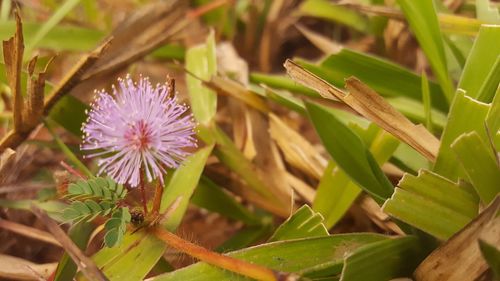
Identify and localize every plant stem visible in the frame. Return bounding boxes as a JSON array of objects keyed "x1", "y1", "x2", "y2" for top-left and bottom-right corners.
[
  {"x1": 151, "y1": 227, "x2": 286, "y2": 281},
  {"x1": 139, "y1": 167, "x2": 148, "y2": 216}
]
